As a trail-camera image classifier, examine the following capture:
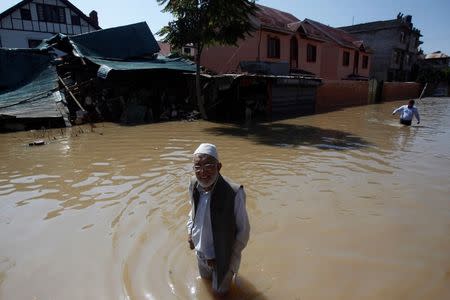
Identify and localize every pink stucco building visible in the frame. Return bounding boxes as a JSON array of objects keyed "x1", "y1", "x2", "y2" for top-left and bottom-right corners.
[{"x1": 201, "y1": 4, "x2": 371, "y2": 80}]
